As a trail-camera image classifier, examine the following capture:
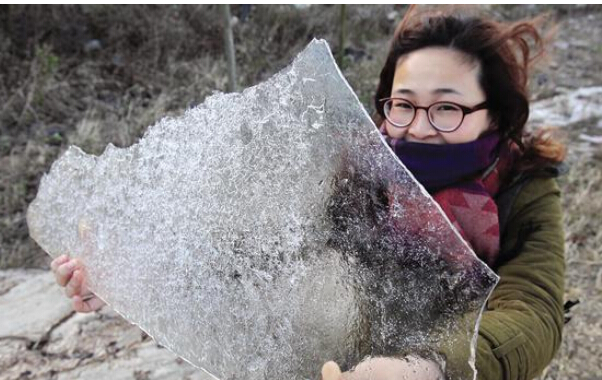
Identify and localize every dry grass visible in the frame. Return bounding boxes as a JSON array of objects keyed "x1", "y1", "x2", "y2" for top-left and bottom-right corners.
[
  {"x1": 538, "y1": 147, "x2": 602, "y2": 379},
  {"x1": 562, "y1": 158, "x2": 602, "y2": 264}
]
